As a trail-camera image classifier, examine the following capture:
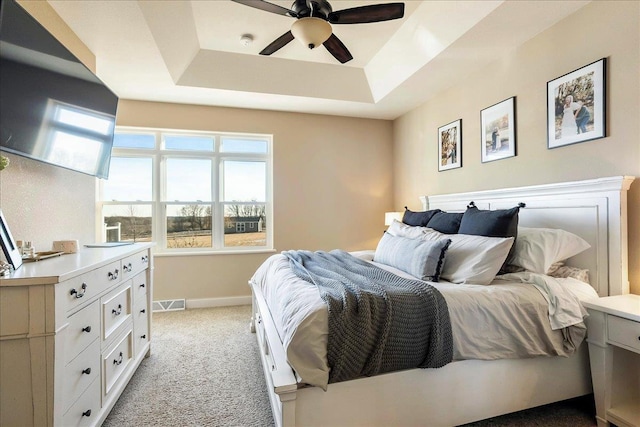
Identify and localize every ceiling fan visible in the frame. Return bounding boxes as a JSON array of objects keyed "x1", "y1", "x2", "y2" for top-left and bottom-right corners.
[{"x1": 231, "y1": 0, "x2": 405, "y2": 64}]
